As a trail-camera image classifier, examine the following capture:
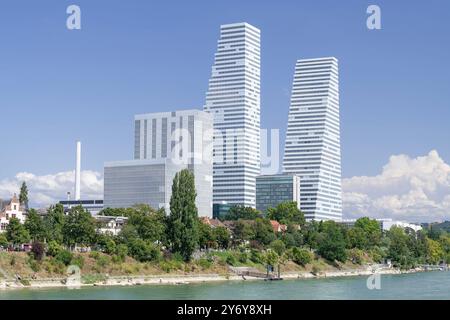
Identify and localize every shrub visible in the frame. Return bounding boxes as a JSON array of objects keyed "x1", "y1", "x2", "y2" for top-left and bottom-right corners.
[
  {"x1": 197, "y1": 258, "x2": 212, "y2": 269},
  {"x1": 226, "y1": 254, "x2": 237, "y2": 266},
  {"x1": 249, "y1": 249, "x2": 264, "y2": 264},
  {"x1": 89, "y1": 251, "x2": 100, "y2": 259},
  {"x1": 128, "y1": 239, "x2": 161, "y2": 262},
  {"x1": 115, "y1": 244, "x2": 128, "y2": 262},
  {"x1": 237, "y1": 252, "x2": 248, "y2": 264},
  {"x1": 47, "y1": 240, "x2": 63, "y2": 257},
  {"x1": 292, "y1": 248, "x2": 313, "y2": 266},
  {"x1": 10, "y1": 255, "x2": 16, "y2": 266},
  {"x1": 269, "y1": 240, "x2": 286, "y2": 256},
  {"x1": 348, "y1": 248, "x2": 365, "y2": 265},
  {"x1": 96, "y1": 255, "x2": 110, "y2": 268},
  {"x1": 31, "y1": 241, "x2": 45, "y2": 261},
  {"x1": 55, "y1": 249, "x2": 73, "y2": 266},
  {"x1": 71, "y1": 255, "x2": 85, "y2": 269},
  {"x1": 28, "y1": 258, "x2": 41, "y2": 272}
]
